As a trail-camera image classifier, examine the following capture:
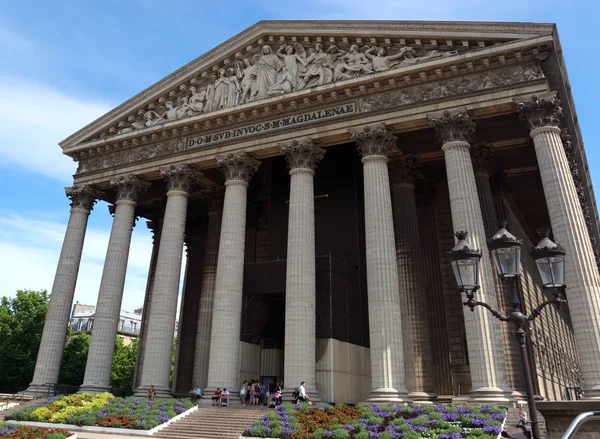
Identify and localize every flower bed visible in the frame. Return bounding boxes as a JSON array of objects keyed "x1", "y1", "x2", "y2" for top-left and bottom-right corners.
[
  {"x1": 7, "y1": 393, "x2": 195, "y2": 430},
  {"x1": 242, "y1": 403, "x2": 507, "y2": 438},
  {"x1": 0, "y1": 421, "x2": 73, "y2": 438}
]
